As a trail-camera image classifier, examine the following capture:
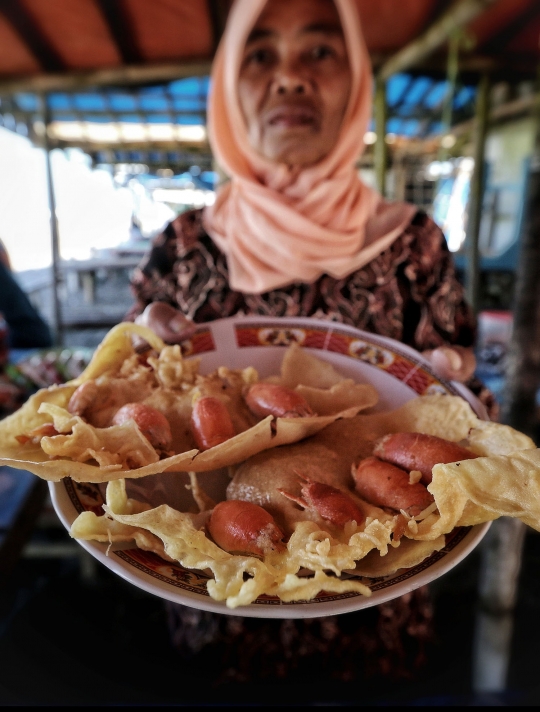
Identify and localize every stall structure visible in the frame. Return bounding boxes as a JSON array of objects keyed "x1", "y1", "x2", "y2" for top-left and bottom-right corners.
[{"x1": 0, "y1": 0, "x2": 539, "y2": 696}]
